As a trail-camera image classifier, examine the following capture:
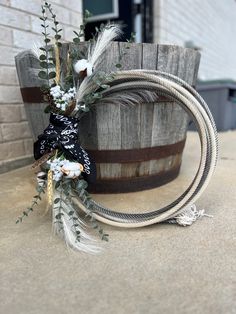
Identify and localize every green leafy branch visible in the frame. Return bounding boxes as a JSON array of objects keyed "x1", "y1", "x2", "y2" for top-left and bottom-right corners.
[
  {"x1": 53, "y1": 180, "x2": 83, "y2": 243},
  {"x1": 45, "y1": 2, "x2": 62, "y2": 47},
  {"x1": 38, "y1": 4, "x2": 56, "y2": 87},
  {"x1": 73, "y1": 179, "x2": 109, "y2": 242},
  {"x1": 72, "y1": 10, "x2": 92, "y2": 45},
  {"x1": 16, "y1": 183, "x2": 46, "y2": 224}
]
